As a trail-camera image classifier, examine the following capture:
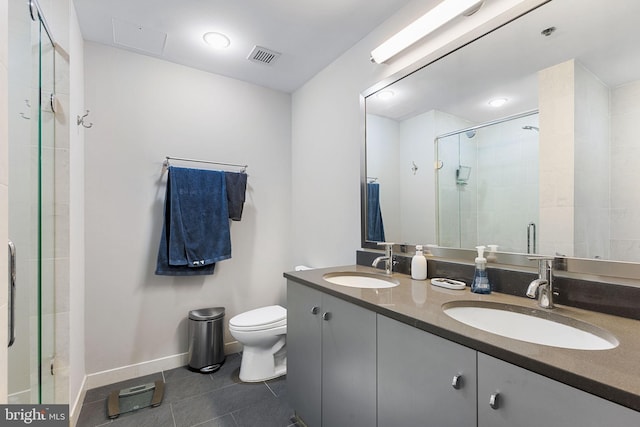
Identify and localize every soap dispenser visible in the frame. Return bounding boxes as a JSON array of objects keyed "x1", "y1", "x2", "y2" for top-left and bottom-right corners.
[
  {"x1": 411, "y1": 245, "x2": 427, "y2": 280},
  {"x1": 471, "y1": 245, "x2": 491, "y2": 294}
]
